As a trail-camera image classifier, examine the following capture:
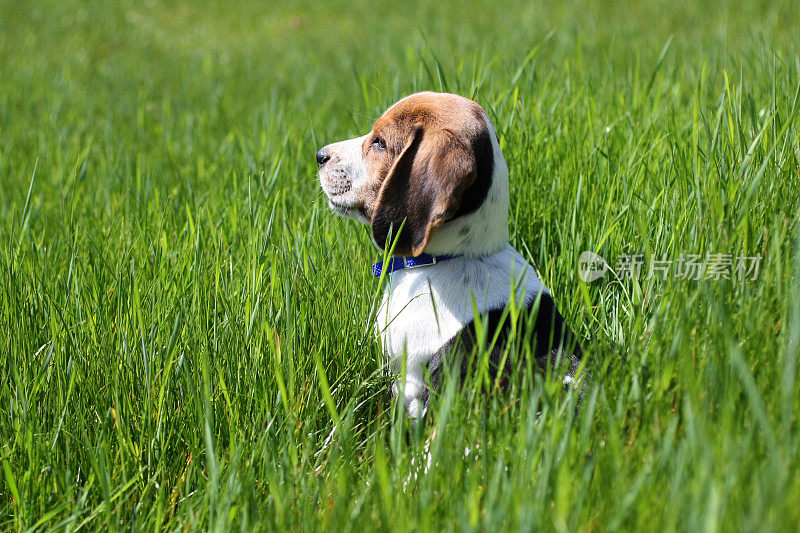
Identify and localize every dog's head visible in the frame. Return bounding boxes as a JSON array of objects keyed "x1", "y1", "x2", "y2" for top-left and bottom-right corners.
[{"x1": 317, "y1": 92, "x2": 509, "y2": 257}]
